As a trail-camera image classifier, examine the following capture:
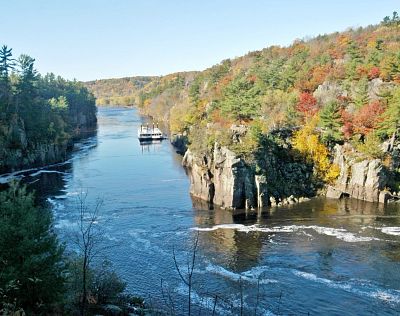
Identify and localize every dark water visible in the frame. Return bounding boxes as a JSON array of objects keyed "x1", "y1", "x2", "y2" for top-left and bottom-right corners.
[{"x1": 2, "y1": 107, "x2": 400, "y2": 315}]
